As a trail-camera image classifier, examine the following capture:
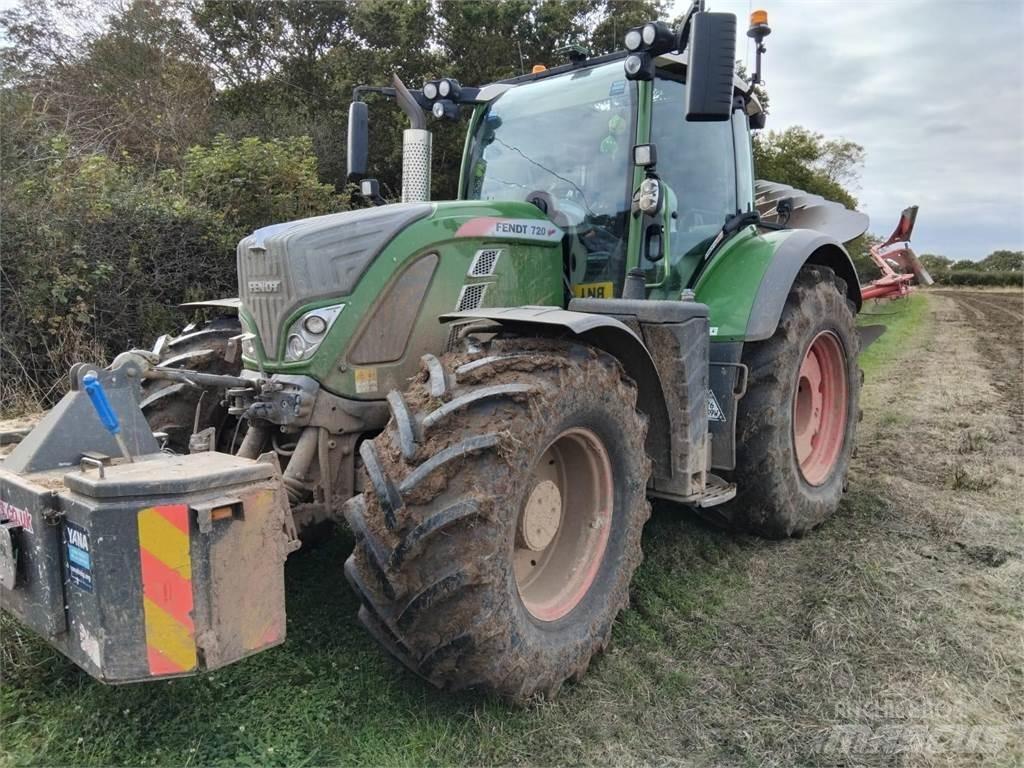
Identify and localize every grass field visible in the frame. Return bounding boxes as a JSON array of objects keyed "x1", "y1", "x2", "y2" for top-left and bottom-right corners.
[{"x1": 3, "y1": 290, "x2": 1021, "y2": 767}]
